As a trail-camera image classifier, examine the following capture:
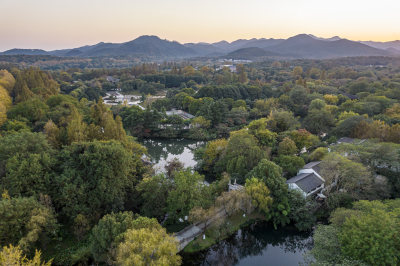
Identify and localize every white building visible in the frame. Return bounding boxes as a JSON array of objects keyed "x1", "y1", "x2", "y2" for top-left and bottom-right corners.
[{"x1": 286, "y1": 161, "x2": 325, "y2": 197}]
